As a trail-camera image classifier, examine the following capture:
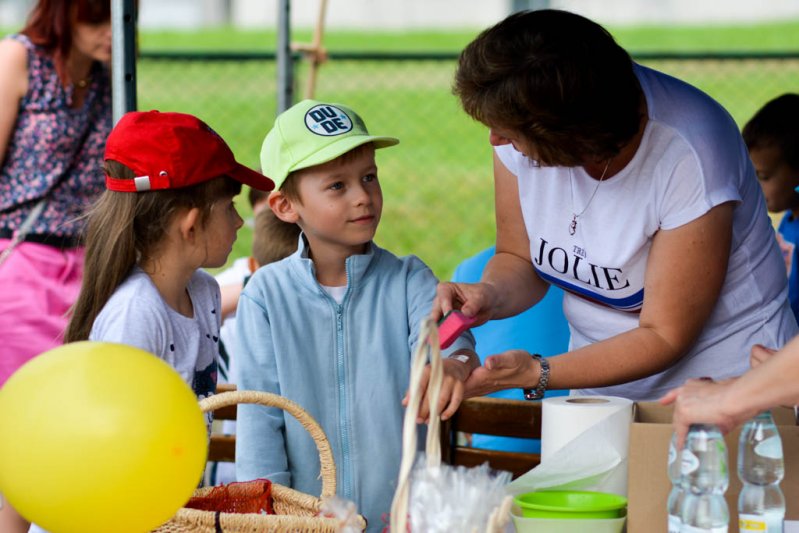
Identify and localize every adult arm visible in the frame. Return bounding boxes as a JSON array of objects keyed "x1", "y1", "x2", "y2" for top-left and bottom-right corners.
[
  {"x1": 432, "y1": 151, "x2": 550, "y2": 323},
  {"x1": 0, "y1": 38, "x2": 27, "y2": 168},
  {"x1": 462, "y1": 164, "x2": 734, "y2": 396},
  {"x1": 661, "y1": 334, "x2": 799, "y2": 446}
]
